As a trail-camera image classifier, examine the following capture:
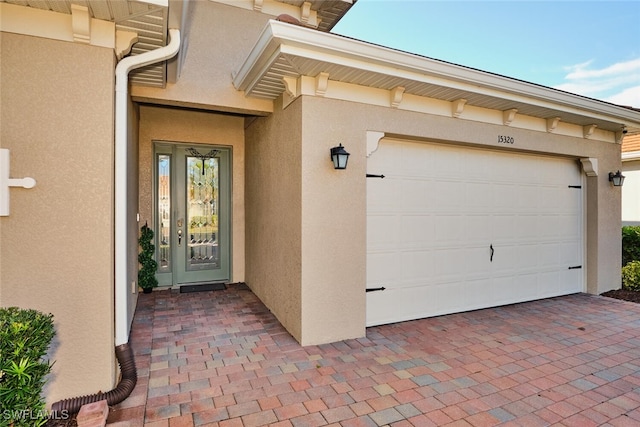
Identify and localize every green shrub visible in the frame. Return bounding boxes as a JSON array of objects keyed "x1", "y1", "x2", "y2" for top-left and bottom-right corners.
[
  {"x1": 0, "y1": 307, "x2": 55, "y2": 427},
  {"x1": 138, "y1": 223, "x2": 158, "y2": 292},
  {"x1": 622, "y1": 226, "x2": 640, "y2": 266},
  {"x1": 622, "y1": 261, "x2": 640, "y2": 292}
]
